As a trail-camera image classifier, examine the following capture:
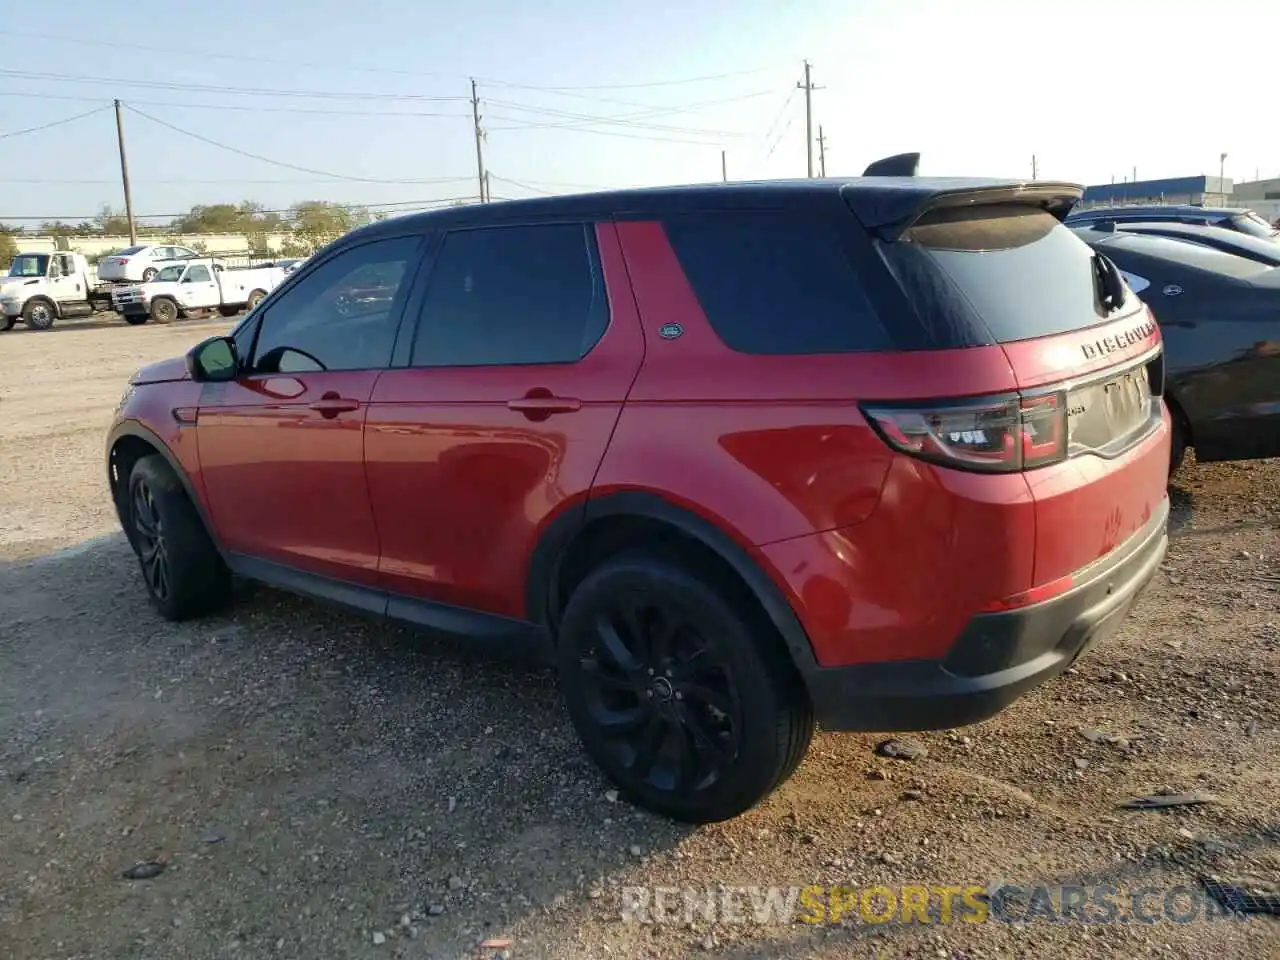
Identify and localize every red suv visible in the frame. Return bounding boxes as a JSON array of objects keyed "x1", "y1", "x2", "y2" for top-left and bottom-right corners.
[{"x1": 107, "y1": 171, "x2": 1171, "y2": 823}]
